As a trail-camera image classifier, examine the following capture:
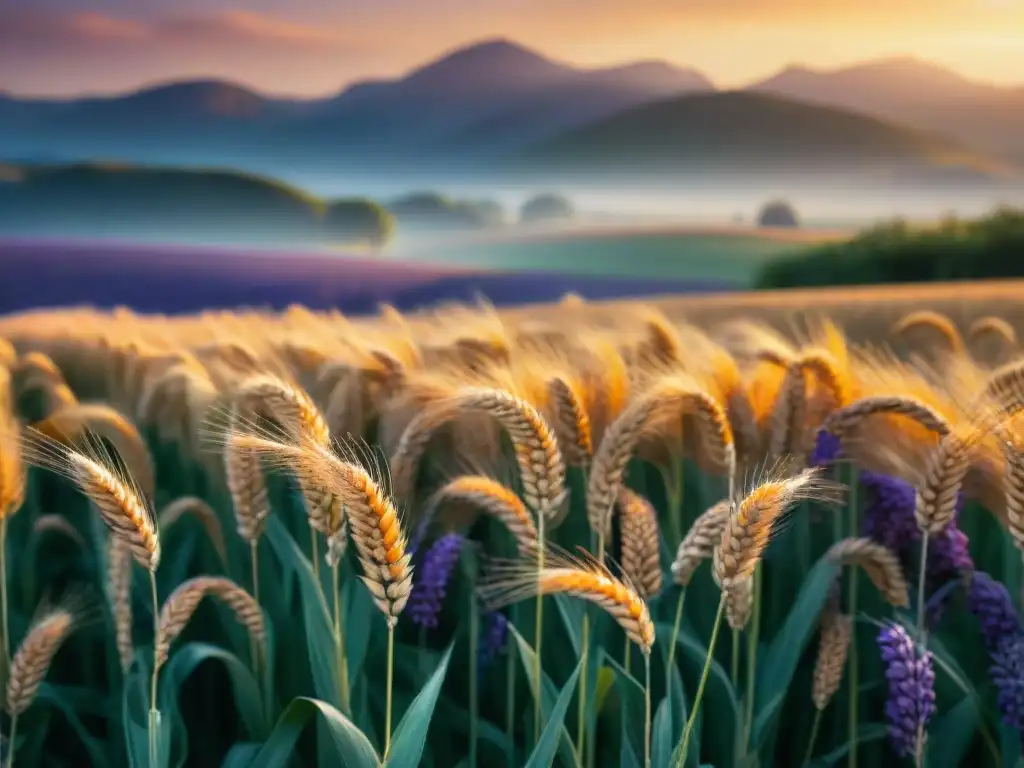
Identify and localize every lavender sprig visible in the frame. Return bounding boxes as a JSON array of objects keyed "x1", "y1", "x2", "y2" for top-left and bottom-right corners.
[
  {"x1": 968, "y1": 572, "x2": 1024, "y2": 652},
  {"x1": 478, "y1": 610, "x2": 509, "y2": 670},
  {"x1": 991, "y1": 634, "x2": 1024, "y2": 734},
  {"x1": 408, "y1": 533, "x2": 465, "y2": 629},
  {"x1": 878, "y1": 623, "x2": 936, "y2": 759}
]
